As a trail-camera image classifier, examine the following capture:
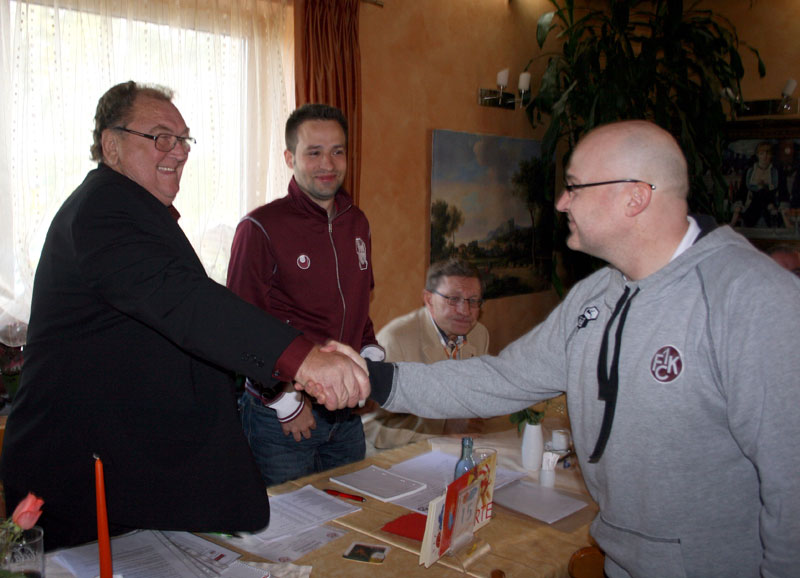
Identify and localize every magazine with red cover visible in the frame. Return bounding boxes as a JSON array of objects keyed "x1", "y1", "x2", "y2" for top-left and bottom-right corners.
[{"x1": 419, "y1": 449, "x2": 497, "y2": 567}]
